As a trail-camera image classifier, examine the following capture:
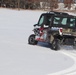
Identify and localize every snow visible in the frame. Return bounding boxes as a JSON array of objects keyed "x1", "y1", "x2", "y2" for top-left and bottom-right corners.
[
  {"x1": 57, "y1": 3, "x2": 76, "y2": 10},
  {"x1": 57, "y1": 3, "x2": 65, "y2": 10},
  {"x1": 0, "y1": 8, "x2": 76, "y2": 75}
]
